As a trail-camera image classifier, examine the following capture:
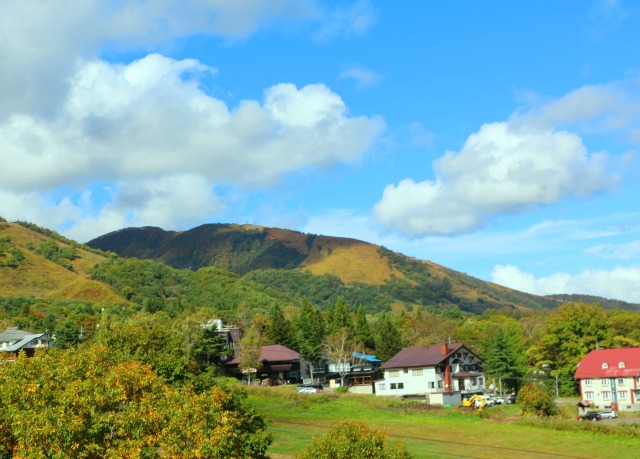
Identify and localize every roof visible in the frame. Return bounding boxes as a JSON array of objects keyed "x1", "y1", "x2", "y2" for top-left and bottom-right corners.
[
  {"x1": 380, "y1": 343, "x2": 471, "y2": 370},
  {"x1": 574, "y1": 348, "x2": 640, "y2": 379},
  {"x1": 228, "y1": 344, "x2": 299, "y2": 365},
  {"x1": 0, "y1": 327, "x2": 35, "y2": 343},
  {"x1": 2, "y1": 334, "x2": 45, "y2": 352}
]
